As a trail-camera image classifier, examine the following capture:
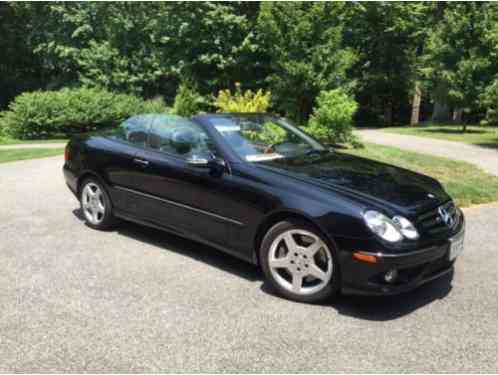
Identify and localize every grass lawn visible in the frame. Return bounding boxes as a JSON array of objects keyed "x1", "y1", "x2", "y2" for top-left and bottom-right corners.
[
  {"x1": 384, "y1": 124, "x2": 498, "y2": 150},
  {"x1": 0, "y1": 136, "x2": 68, "y2": 145},
  {"x1": 343, "y1": 143, "x2": 498, "y2": 208},
  {"x1": 0, "y1": 148, "x2": 64, "y2": 164}
]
